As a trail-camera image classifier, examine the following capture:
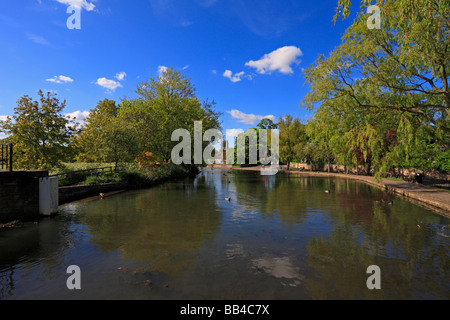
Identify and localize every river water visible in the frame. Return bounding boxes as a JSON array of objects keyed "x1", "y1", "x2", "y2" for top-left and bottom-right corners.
[{"x1": 0, "y1": 170, "x2": 448, "y2": 300}]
